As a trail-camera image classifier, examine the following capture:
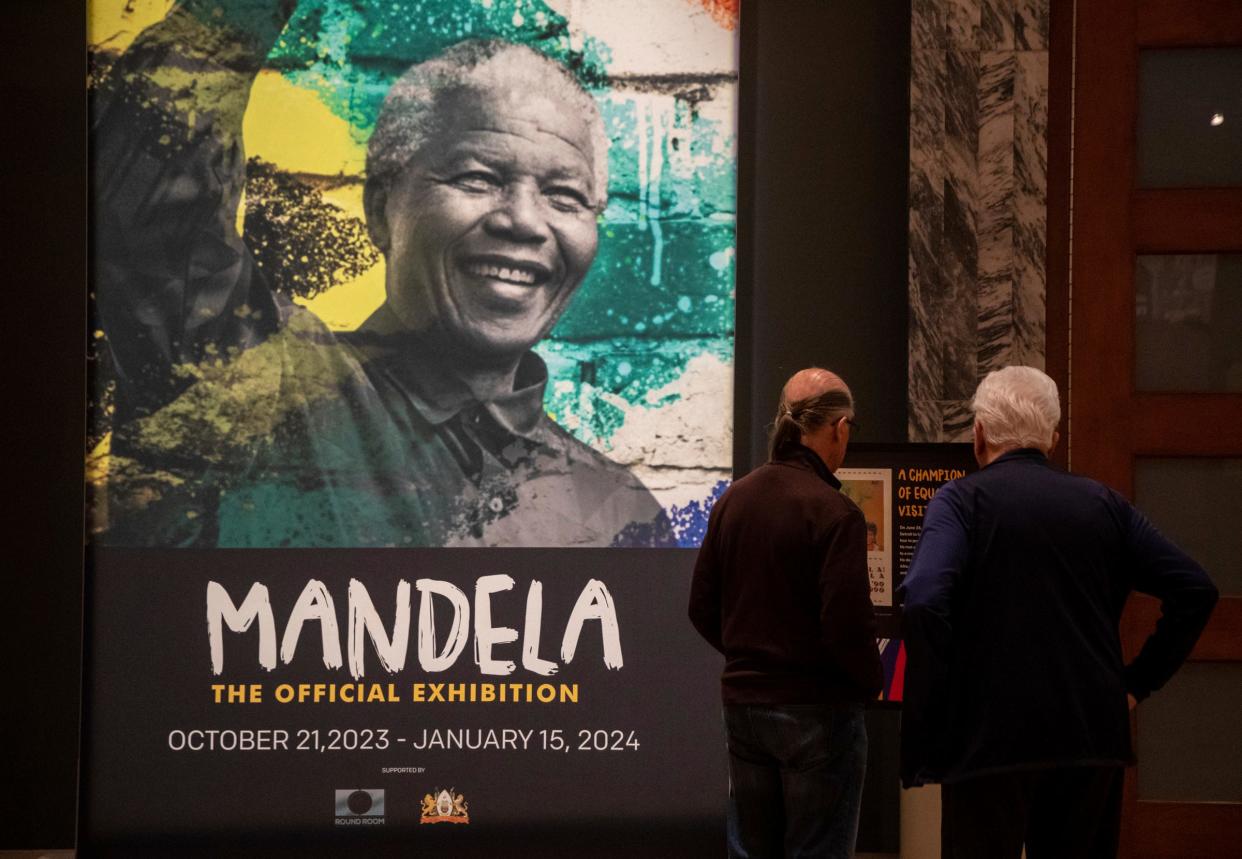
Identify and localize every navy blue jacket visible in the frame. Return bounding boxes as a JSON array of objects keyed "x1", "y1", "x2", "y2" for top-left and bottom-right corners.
[{"x1": 900, "y1": 449, "x2": 1217, "y2": 787}]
